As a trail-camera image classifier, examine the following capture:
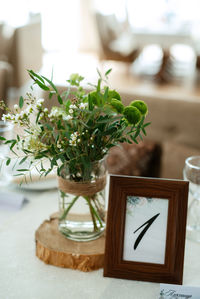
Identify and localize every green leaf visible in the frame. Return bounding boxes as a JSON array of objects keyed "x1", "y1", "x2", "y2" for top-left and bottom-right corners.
[
  {"x1": 36, "y1": 111, "x2": 41, "y2": 123},
  {"x1": 105, "y1": 68, "x2": 112, "y2": 76},
  {"x1": 57, "y1": 95, "x2": 63, "y2": 105},
  {"x1": 49, "y1": 91, "x2": 56, "y2": 99},
  {"x1": 6, "y1": 158, "x2": 11, "y2": 166},
  {"x1": 97, "y1": 79, "x2": 101, "y2": 92},
  {"x1": 143, "y1": 122, "x2": 151, "y2": 128},
  {"x1": 19, "y1": 156, "x2": 28, "y2": 165},
  {"x1": 130, "y1": 135, "x2": 138, "y2": 144},
  {"x1": 17, "y1": 168, "x2": 29, "y2": 172},
  {"x1": 34, "y1": 79, "x2": 50, "y2": 91},
  {"x1": 88, "y1": 94, "x2": 93, "y2": 111},
  {"x1": 96, "y1": 68, "x2": 102, "y2": 79},
  {"x1": 19, "y1": 96, "x2": 24, "y2": 109},
  {"x1": 0, "y1": 136, "x2": 6, "y2": 140},
  {"x1": 10, "y1": 140, "x2": 17, "y2": 150},
  {"x1": 103, "y1": 87, "x2": 109, "y2": 103},
  {"x1": 41, "y1": 75, "x2": 58, "y2": 93},
  {"x1": 28, "y1": 70, "x2": 45, "y2": 83},
  {"x1": 142, "y1": 127, "x2": 146, "y2": 136}
]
